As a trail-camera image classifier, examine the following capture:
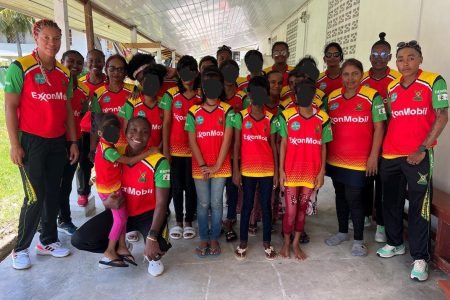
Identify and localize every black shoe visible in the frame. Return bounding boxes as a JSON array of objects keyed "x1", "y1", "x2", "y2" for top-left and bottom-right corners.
[{"x1": 57, "y1": 222, "x2": 78, "y2": 236}]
